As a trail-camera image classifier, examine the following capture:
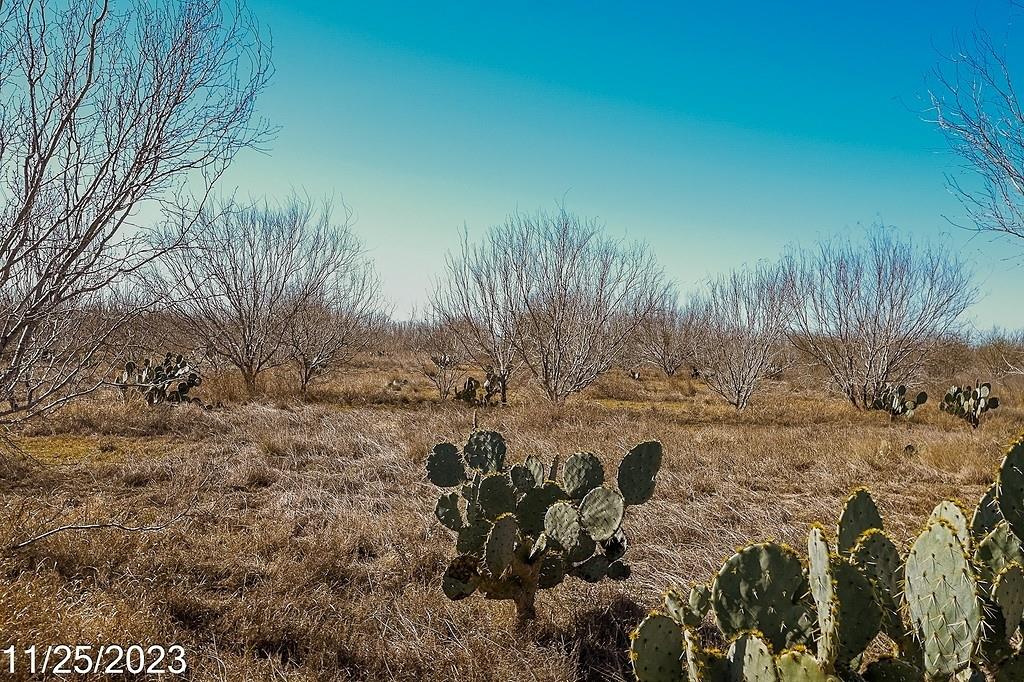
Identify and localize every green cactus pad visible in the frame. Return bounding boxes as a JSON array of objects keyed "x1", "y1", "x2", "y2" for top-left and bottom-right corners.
[
  {"x1": 618, "y1": 441, "x2": 662, "y2": 505},
  {"x1": 629, "y1": 613, "x2": 684, "y2": 682},
  {"x1": 523, "y1": 455, "x2": 546, "y2": 487},
  {"x1": 664, "y1": 584, "x2": 710, "y2": 628},
  {"x1": 434, "y1": 491, "x2": 463, "y2": 532},
  {"x1": 929, "y1": 500, "x2": 971, "y2": 551},
  {"x1": 861, "y1": 657, "x2": 923, "y2": 681},
  {"x1": 572, "y1": 554, "x2": 610, "y2": 583},
  {"x1": 662, "y1": 588, "x2": 688, "y2": 627},
  {"x1": 456, "y1": 518, "x2": 492, "y2": 554},
  {"x1": 904, "y1": 519, "x2": 983, "y2": 679},
  {"x1": 563, "y1": 452, "x2": 604, "y2": 499},
  {"x1": 426, "y1": 442, "x2": 467, "y2": 487},
  {"x1": 478, "y1": 473, "x2": 516, "y2": 520},
  {"x1": 515, "y1": 481, "x2": 569, "y2": 537},
  {"x1": 773, "y1": 649, "x2": 828, "y2": 681},
  {"x1": 579, "y1": 486, "x2": 625, "y2": 542},
  {"x1": 997, "y1": 438, "x2": 1024, "y2": 542},
  {"x1": 807, "y1": 526, "x2": 839, "y2": 667},
  {"x1": 970, "y1": 483, "x2": 1003, "y2": 542},
  {"x1": 442, "y1": 555, "x2": 479, "y2": 600},
  {"x1": 607, "y1": 560, "x2": 631, "y2": 581},
  {"x1": 684, "y1": 626, "x2": 730, "y2": 681},
  {"x1": 509, "y1": 464, "x2": 538, "y2": 495},
  {"x1": 484, "y1": 514, "x2": 519, "y2": 577},
  {"x1": 602, "y1": 528, "x2": 628, "y2": 562},
  {"x1": 974, "y1": 521, "x2": 1024, "y2": 585},
  {"x1": 727, "y1": 633, "x2": 778, "y2": 682},
  {"x1": 850, "y1": 528, "x2": 905, "y2": 645},
  {"x1": 838, "y1": 487, "x2": 883, "y2": 554},
  {"x1": 567, "y1": 530, "x2": 597, "y2": 564},
  {"x1": 464, "y1": 431, "x2": 507, "y2": 473},
  {"x1": 712, "y1": 541, "x2": 815, "y2": 652},
  {"x1": 544, "y1": 501, "x2": 583, "y2": 554},
  {"x1": 993, "y1": 562, "x2": 1024, "y2": 640},
  {"x1": 538, "y1": 551, "x2": 567, "y2": 589}
]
